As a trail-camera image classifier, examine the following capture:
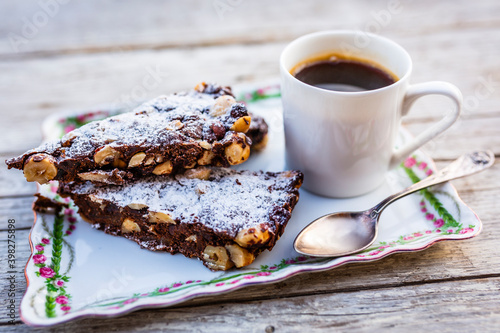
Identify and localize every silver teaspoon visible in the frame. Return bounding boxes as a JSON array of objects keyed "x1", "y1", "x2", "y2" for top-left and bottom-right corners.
[{"x1": 294, "y1": 151, "x2": 495, "y2": 257}]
